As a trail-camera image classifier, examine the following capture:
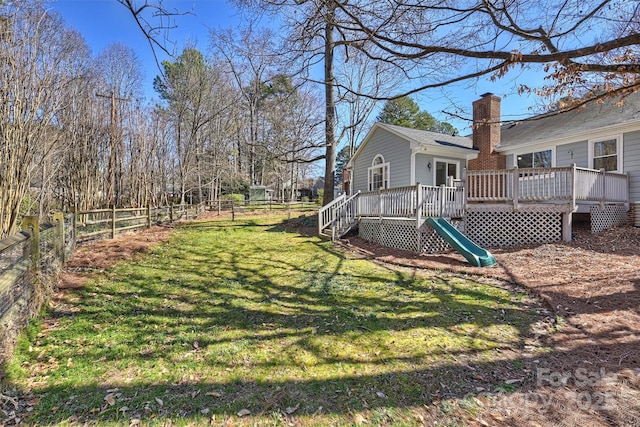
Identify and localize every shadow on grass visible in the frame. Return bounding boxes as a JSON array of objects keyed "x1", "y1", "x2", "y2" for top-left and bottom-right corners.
[{"x1": 3, "y1": 215, "x2": 639, "y2": 425}]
